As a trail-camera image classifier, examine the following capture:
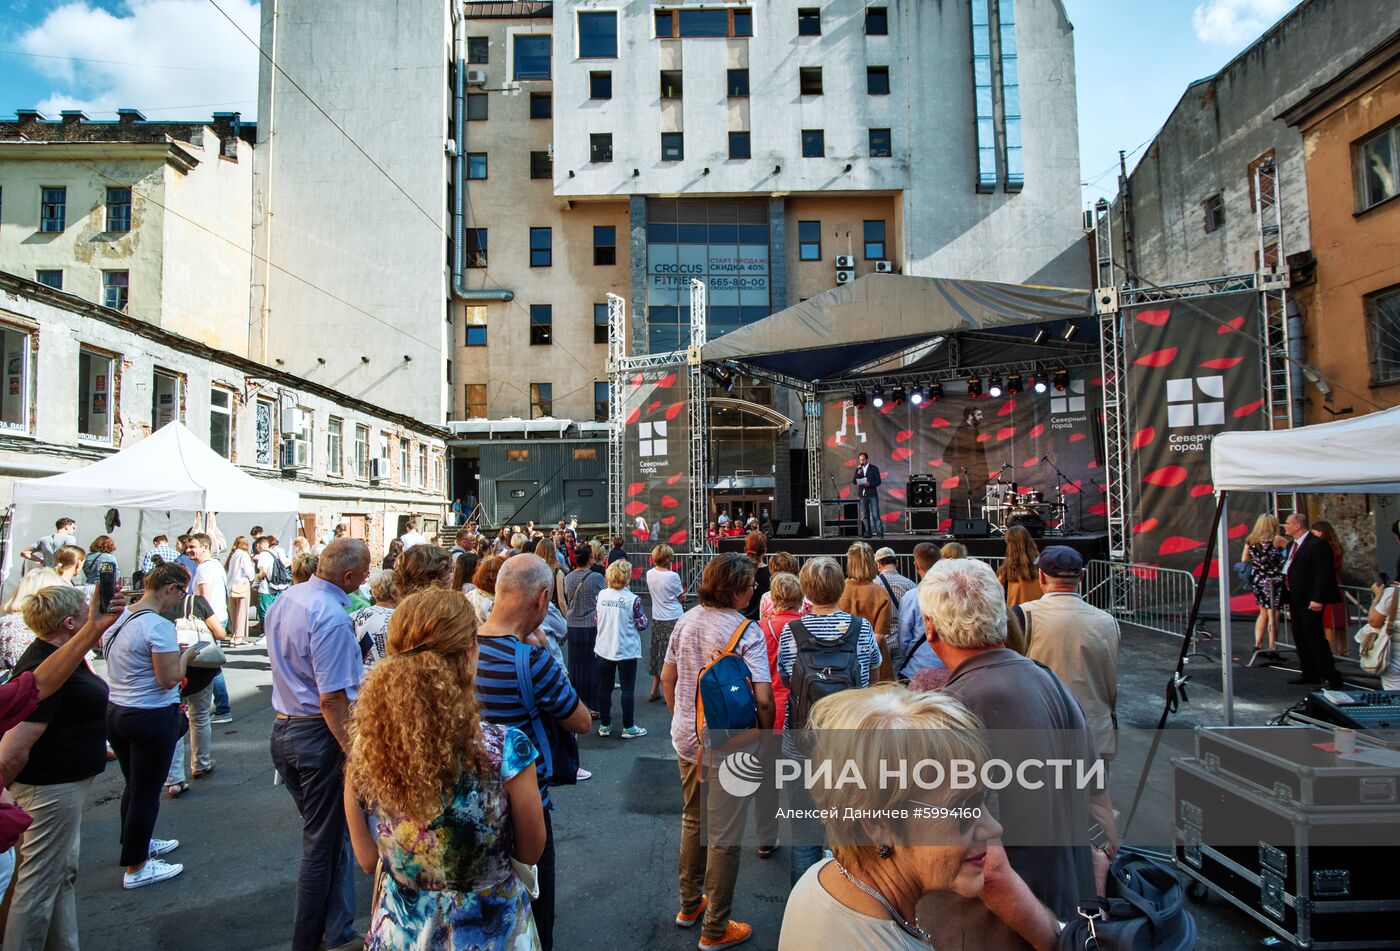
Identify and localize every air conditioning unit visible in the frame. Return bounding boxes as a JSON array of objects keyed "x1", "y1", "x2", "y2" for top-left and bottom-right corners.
[
  {"x1": 280, "y1": 405, "x2": 302, "y2": 435},
  {"x1": 466, "y1": 69, "x2": 487, "y2": 86},
  {"x1": 445, "y1": 138, "x2": 458, "y2": 156},
  {"x1": 874, "y1": 260, "x2": 894, "y2": 273},
  {"x1": 835, "y1": 269, "x2": 855, "y2": 285},
  {"x1": 369, "y1": 457, "x2": 391, "y2": 482},
  {"x1": 835, "y1": 254, "x2": 855, "y2": 269},
  {"x1": 280, "y1": 435, "x2": 309, "y2": 470}
]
